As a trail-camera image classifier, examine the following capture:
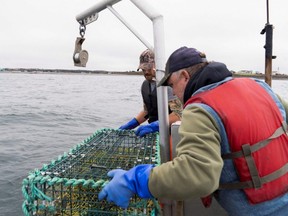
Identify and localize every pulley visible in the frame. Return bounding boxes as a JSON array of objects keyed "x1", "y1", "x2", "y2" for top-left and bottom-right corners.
[
  {"x1": 73, "y1": 23, "x2": 89, "y2": 67},
  {"x1": 73, "y1": 37, "x2": 89, "y2": 67}
]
